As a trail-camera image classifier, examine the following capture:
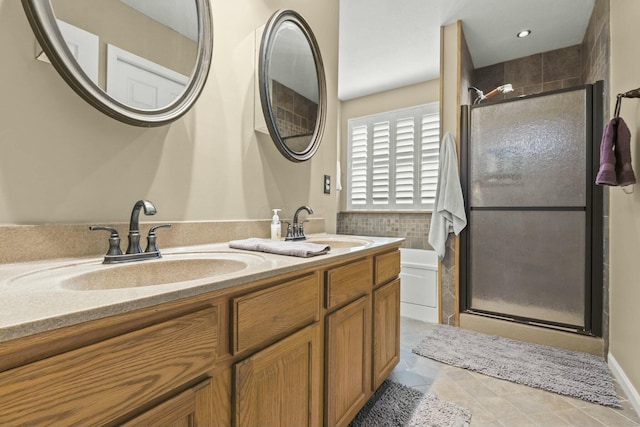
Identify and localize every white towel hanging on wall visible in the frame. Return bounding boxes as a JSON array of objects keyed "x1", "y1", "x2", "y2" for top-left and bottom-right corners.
[{"x1": 428, "y1": 132, "x2": 467, "y2": 260}]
